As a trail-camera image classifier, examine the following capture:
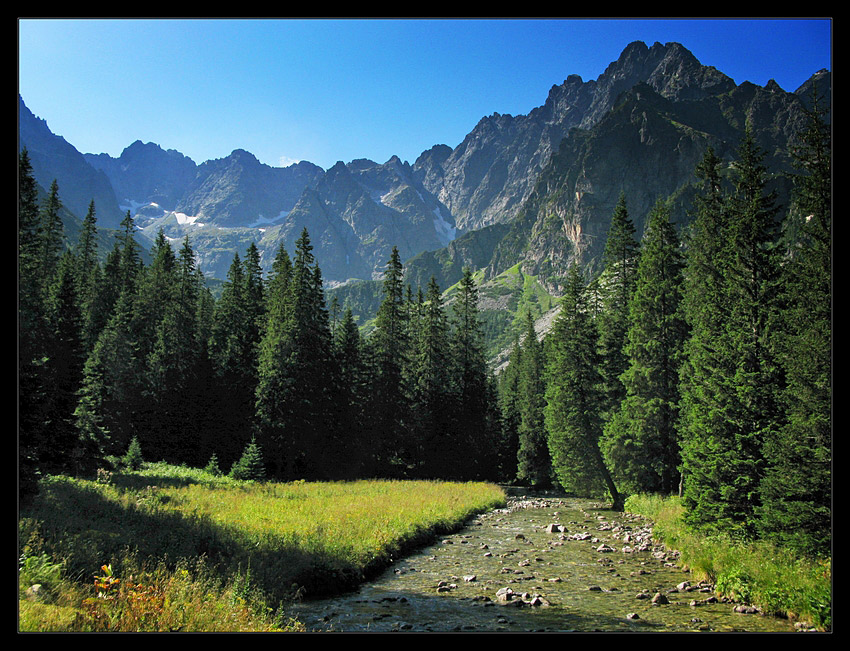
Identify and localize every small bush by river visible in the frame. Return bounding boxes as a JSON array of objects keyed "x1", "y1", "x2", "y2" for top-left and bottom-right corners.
[
  {"x1": 624, "y1": 494, "x2": 831, "y2": 631},
  {"x1": 18, "y1": 463, "x2": 506, "y2": 632}
]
